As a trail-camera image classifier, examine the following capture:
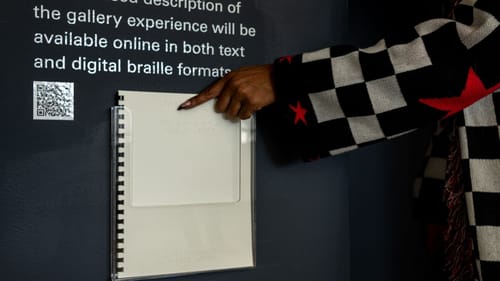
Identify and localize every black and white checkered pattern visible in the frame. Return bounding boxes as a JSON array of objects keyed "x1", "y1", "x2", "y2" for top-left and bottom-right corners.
[
  {"x1": 272, "y1": 0, "x2": 499, "y2": 280},
  {"x1": 459, "y1": 91, "x2": 500, "y2": 280}
]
